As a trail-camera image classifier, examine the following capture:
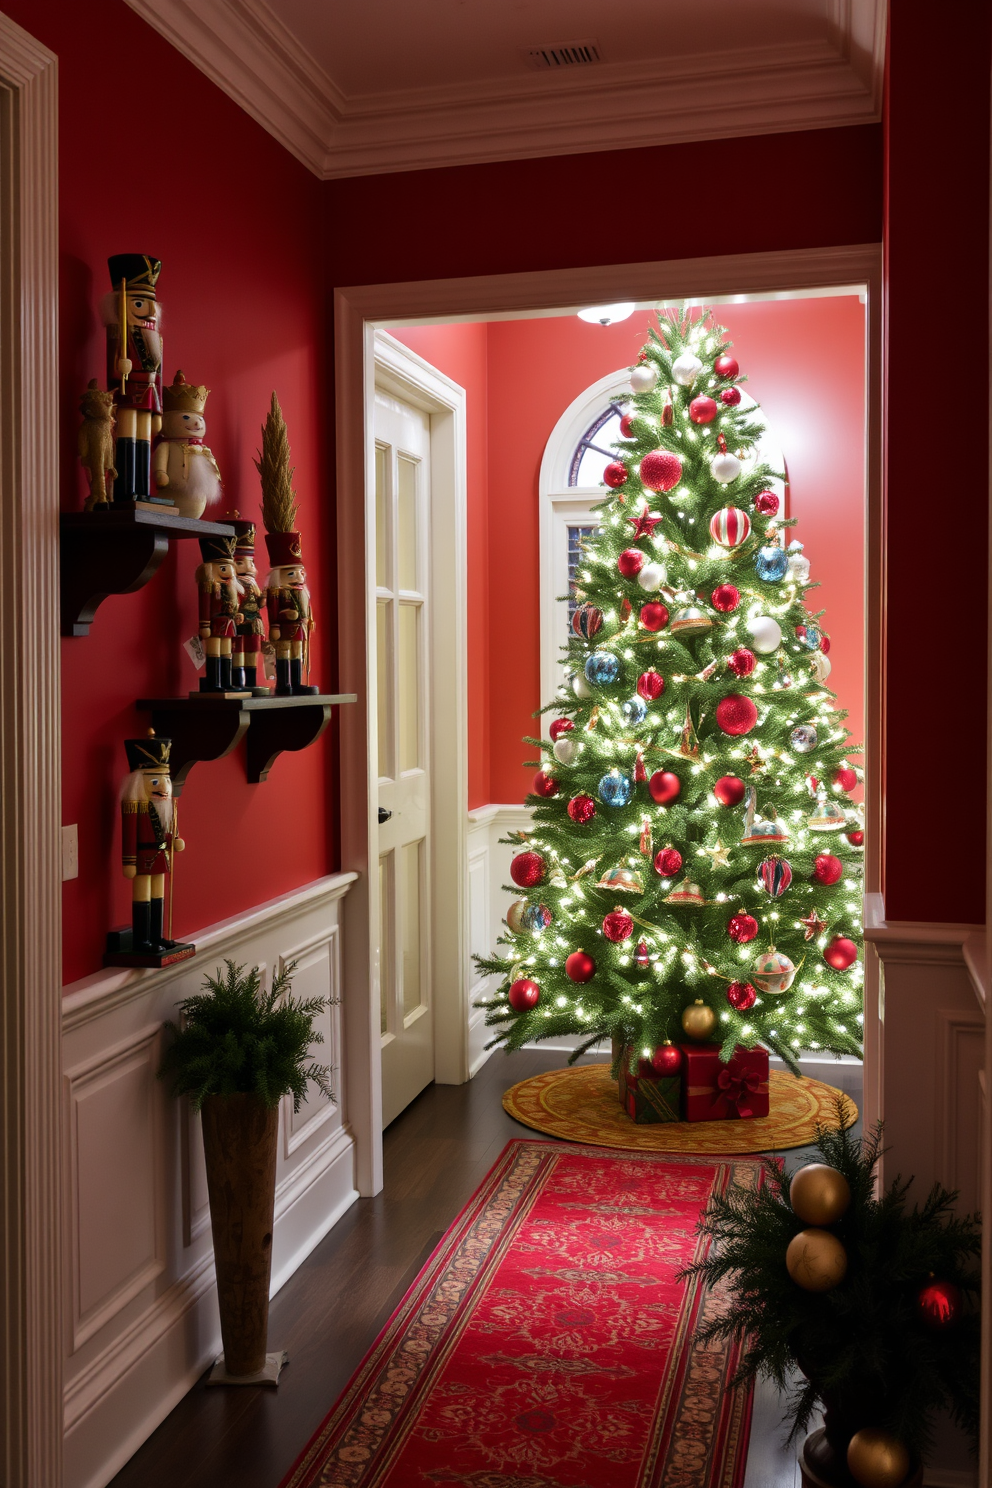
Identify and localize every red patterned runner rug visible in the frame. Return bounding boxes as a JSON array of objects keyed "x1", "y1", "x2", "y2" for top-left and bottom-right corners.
[{"x1": 281, "y1": 1139, "x2": 761, "y2": 1488}]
